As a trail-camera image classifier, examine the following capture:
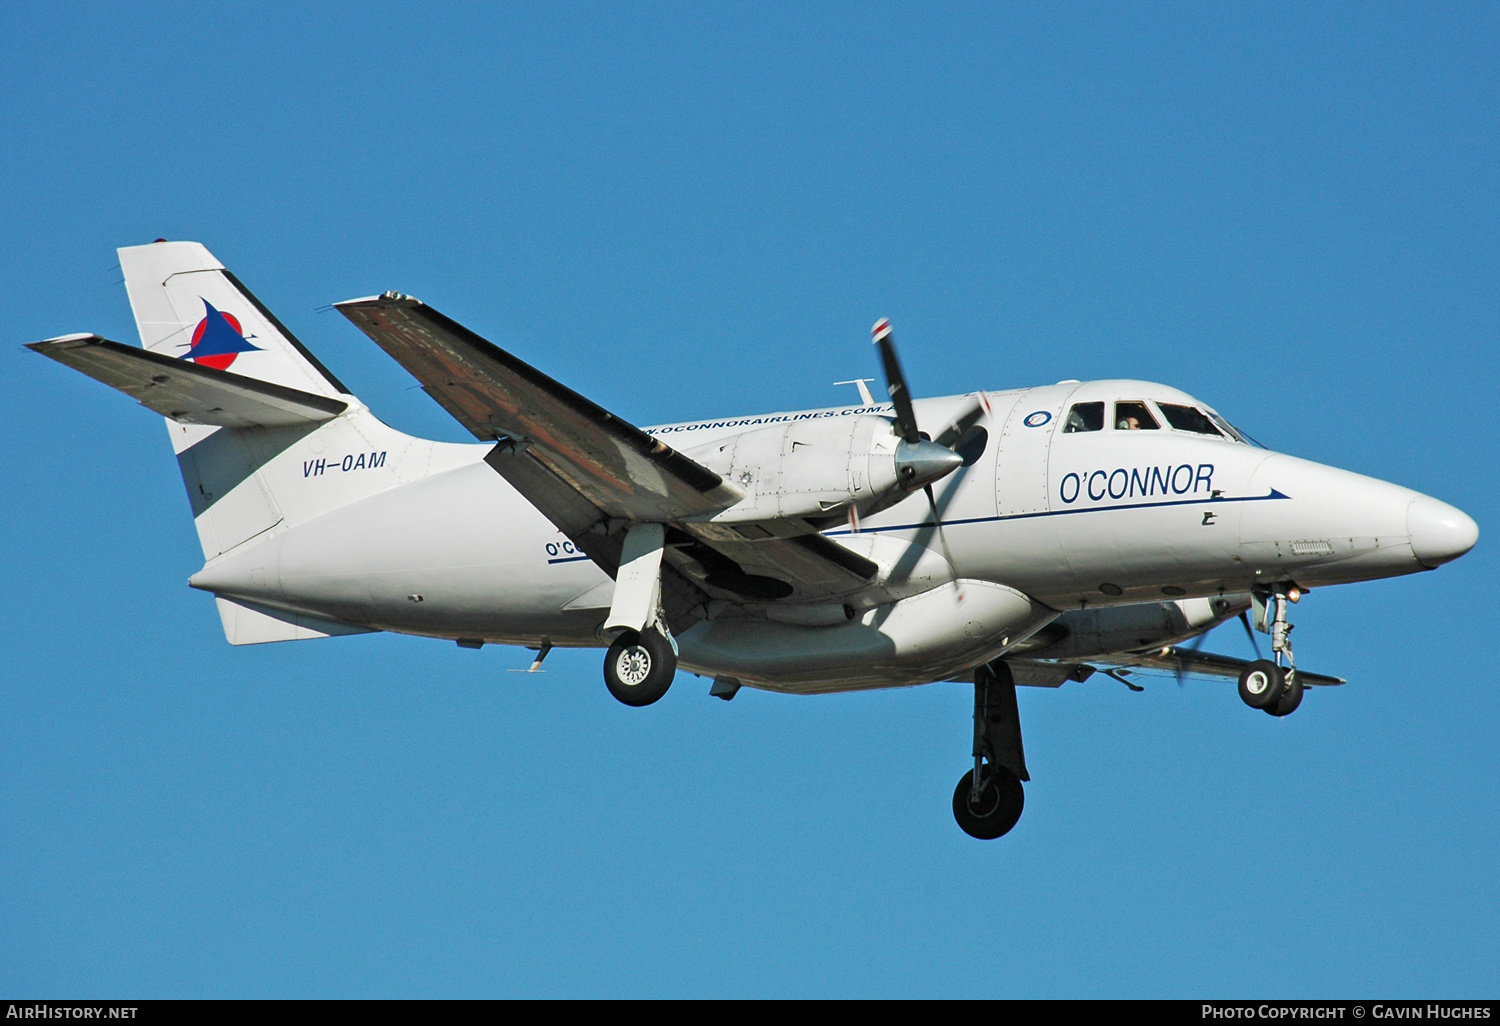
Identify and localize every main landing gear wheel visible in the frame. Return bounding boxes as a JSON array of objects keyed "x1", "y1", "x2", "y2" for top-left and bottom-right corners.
[
  {"x1": 603, "y1": 627, "x2": 676, "y2": 707},
  {"x1": 953, "y1": 765, "x2": 1025, "y2": 840},
  {"x1": 956, "y1": 661, "x2": 1030, "y2": 840},
  {"x1": 1237, "y1": 659, "x2": 1284, "y2": 710}
]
